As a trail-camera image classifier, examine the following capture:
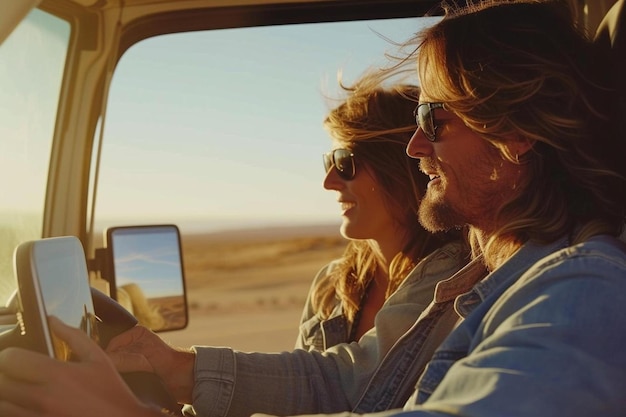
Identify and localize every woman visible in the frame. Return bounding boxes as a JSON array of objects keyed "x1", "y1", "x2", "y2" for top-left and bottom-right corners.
[{"x1": 297, "y1": 78, "x2": 461, "y2": 351}]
